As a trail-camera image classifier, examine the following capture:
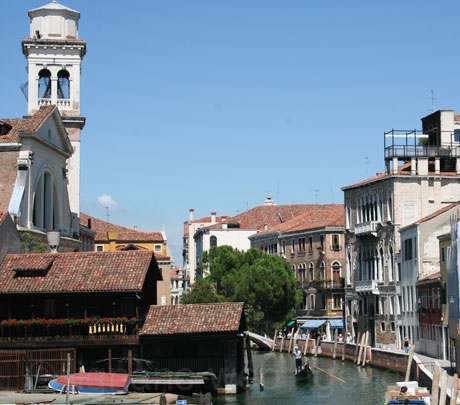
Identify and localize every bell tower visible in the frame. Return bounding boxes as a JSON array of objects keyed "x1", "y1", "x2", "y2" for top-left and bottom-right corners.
[{"x1": 22, "y1": 0, "x2": 86, "y2": 222}]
